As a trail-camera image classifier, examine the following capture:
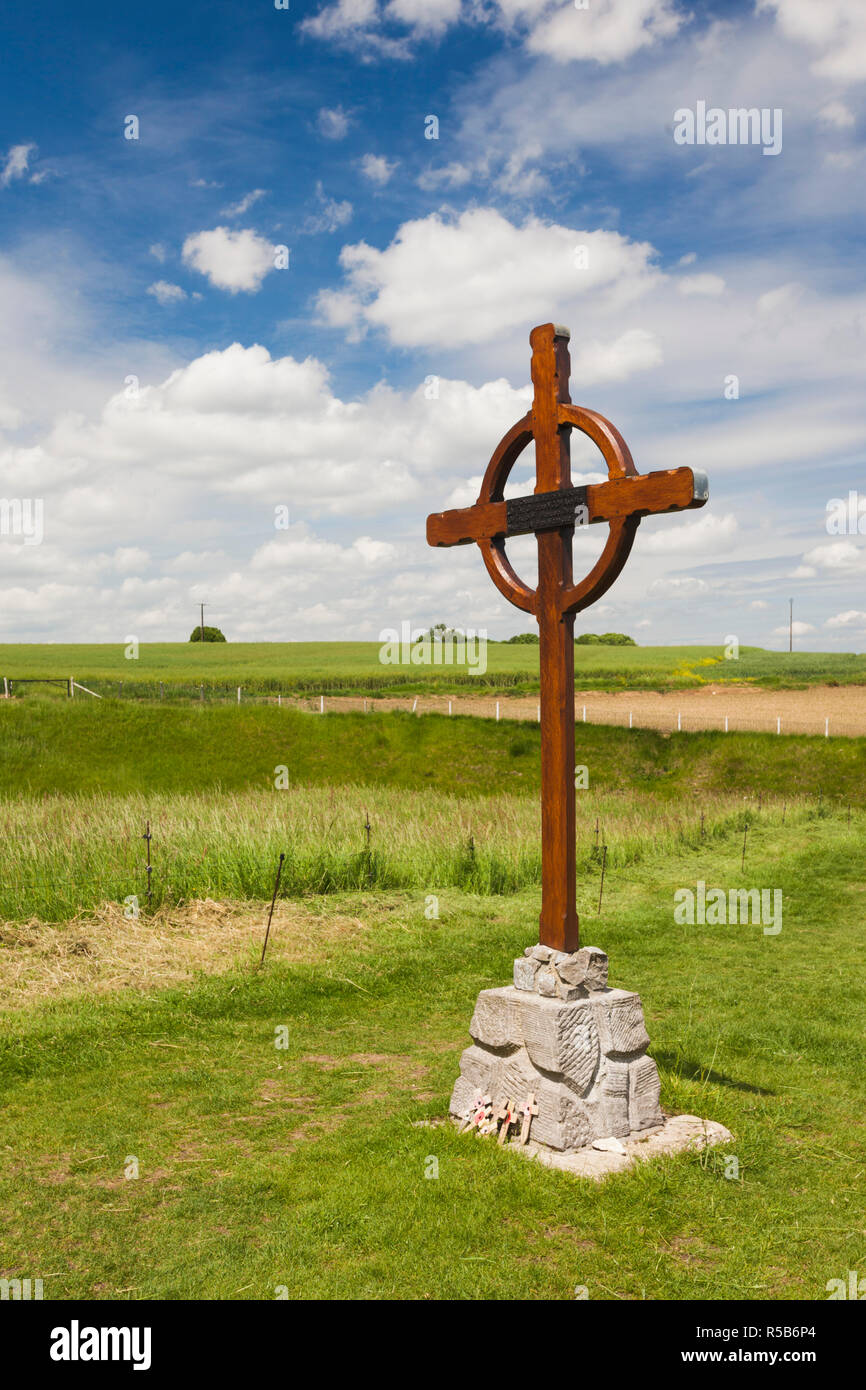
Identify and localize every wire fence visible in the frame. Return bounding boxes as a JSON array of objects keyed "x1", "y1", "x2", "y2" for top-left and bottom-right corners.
[{"x1": 3, "y1": 679, "x2": 864, "y2": 738}]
